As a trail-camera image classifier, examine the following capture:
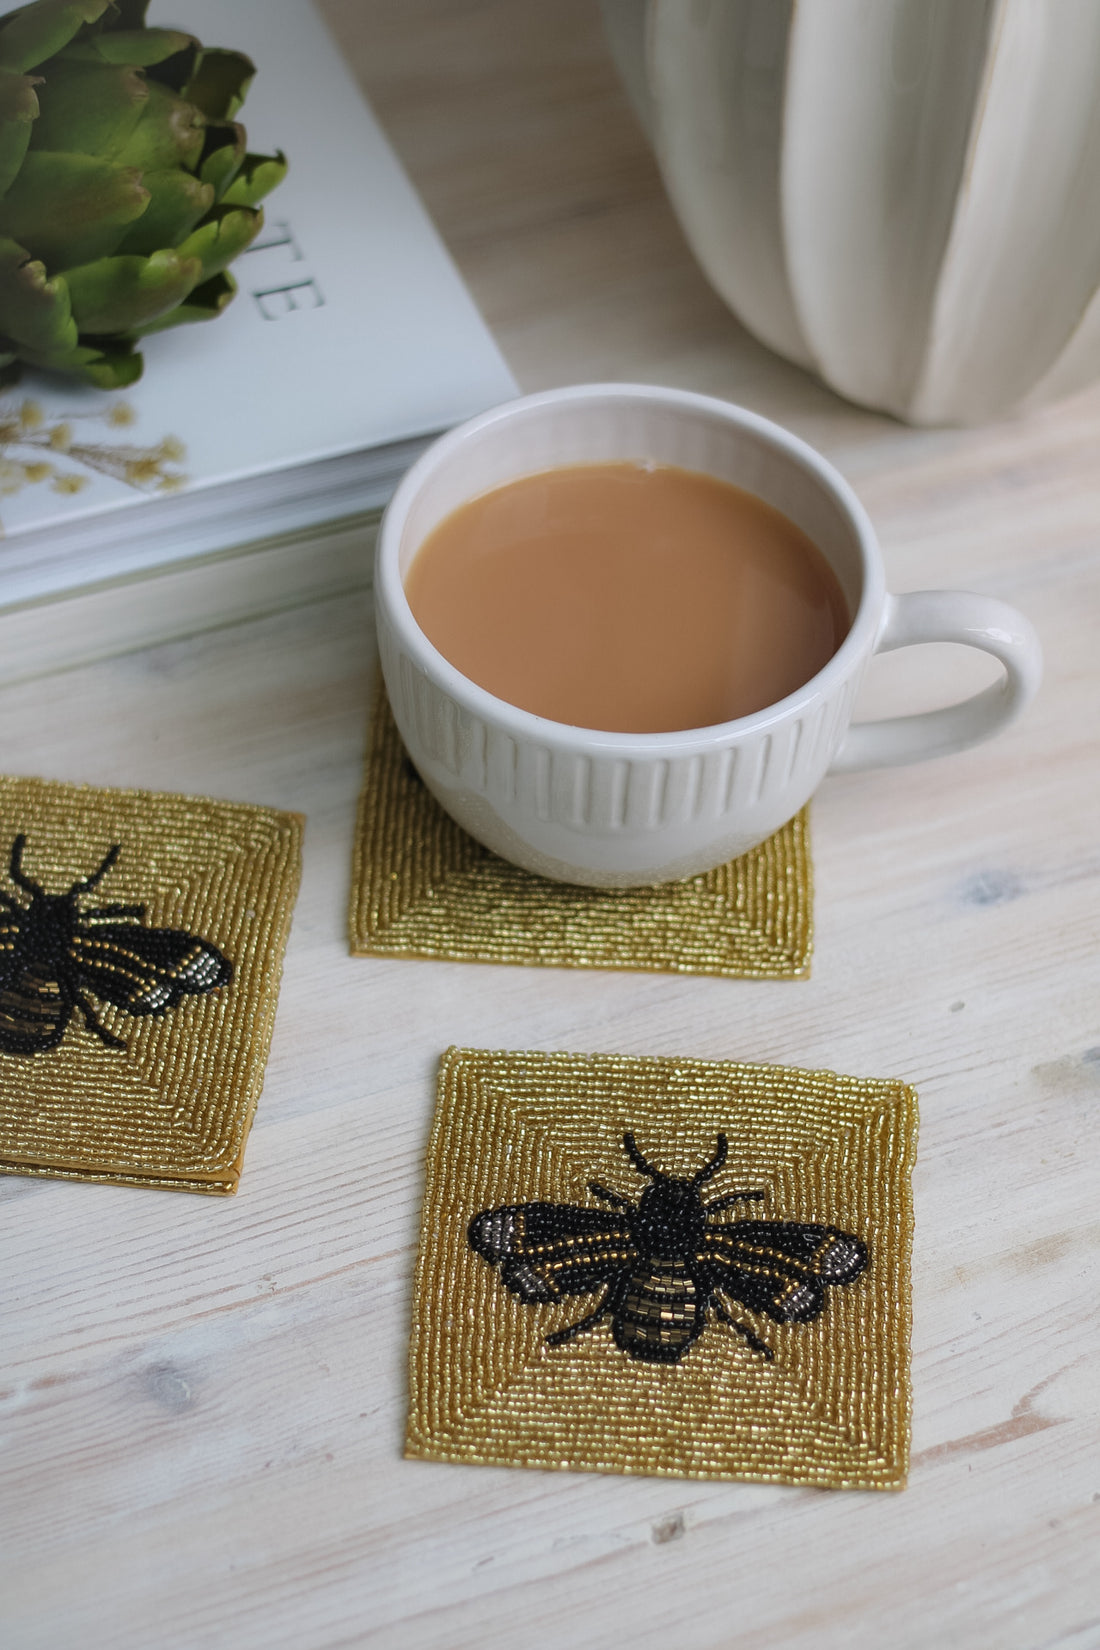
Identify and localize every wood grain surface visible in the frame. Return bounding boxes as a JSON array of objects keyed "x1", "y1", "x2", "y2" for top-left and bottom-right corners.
[{"x1": 2, "y1": 2, "x2": 1098, "y2": 1646}]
